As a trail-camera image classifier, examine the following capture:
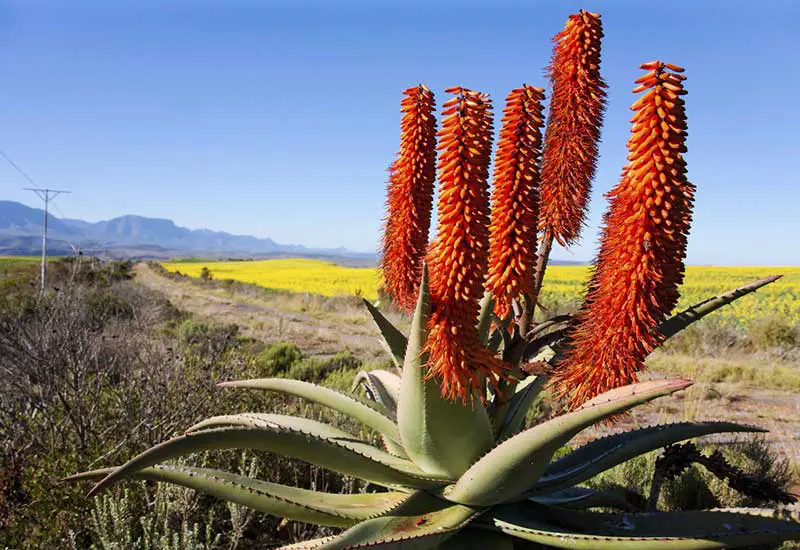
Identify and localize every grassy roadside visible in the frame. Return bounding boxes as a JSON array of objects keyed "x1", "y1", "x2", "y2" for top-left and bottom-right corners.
[{"x1": 647, "y1": 352, "x2": 800, "y2": 392}]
